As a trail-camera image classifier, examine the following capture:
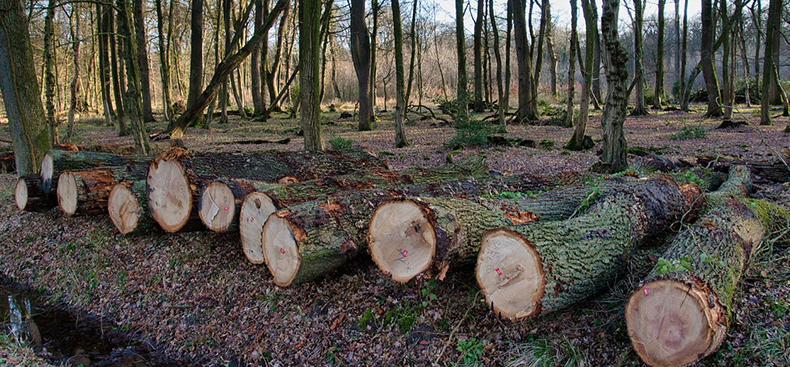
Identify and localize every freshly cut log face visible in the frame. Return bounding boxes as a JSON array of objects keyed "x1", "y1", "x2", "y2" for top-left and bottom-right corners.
[
  {"x1": 239, "y1": 192, "x2": 277, "y2": 264},
  {"x1": 15, "y1": 175, "x2": 55, "y2": 212},
  {"x1": 262, "y1": 214, "x2": 301, "y2": 286},
  {"x1": 476, "y1": 229, "x2": 544, "y2": 320},
  {"x1": 108, "y1": 183, "x2": 142, "y2": 235},
  {"x1": 198, "y1": 182, "x2": 236, "y2": 232},
  {"x1": 368, "y1": 201, "x2": 436, "y2": 283},
  {"x1": 147, "y1": 158, "x2": 193, "y2": 232},
  {"x1": 56, "y1": 169, "x2": 115, "y2": 216},
  {"x1": 626, "y1": 280, "x2": 722, "y2": 367}
]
